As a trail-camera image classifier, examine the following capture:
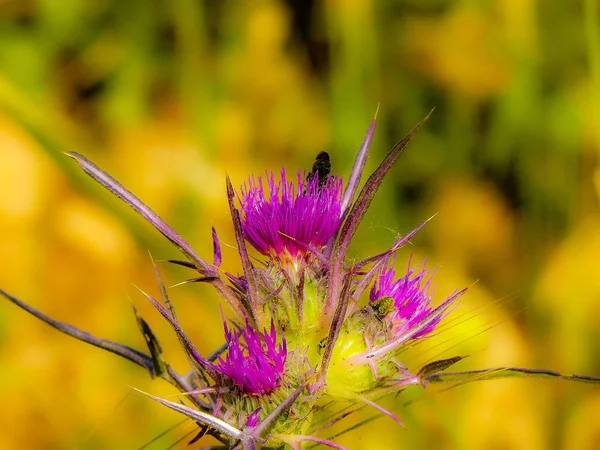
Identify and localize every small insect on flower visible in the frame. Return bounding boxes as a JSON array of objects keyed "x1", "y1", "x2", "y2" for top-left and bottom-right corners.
[
  {"x1": 2, "y1": 109, "x2": 600, "y2": 450},
  {"x1": 307, "y1": 151, "x2": 332, "y2": 187}
]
